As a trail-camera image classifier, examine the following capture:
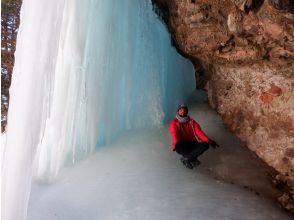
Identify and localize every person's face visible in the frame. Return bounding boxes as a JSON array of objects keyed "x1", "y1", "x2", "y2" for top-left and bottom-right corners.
[{"x1": 178, "y1": 107, "x2": 188, "y2": 117}]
